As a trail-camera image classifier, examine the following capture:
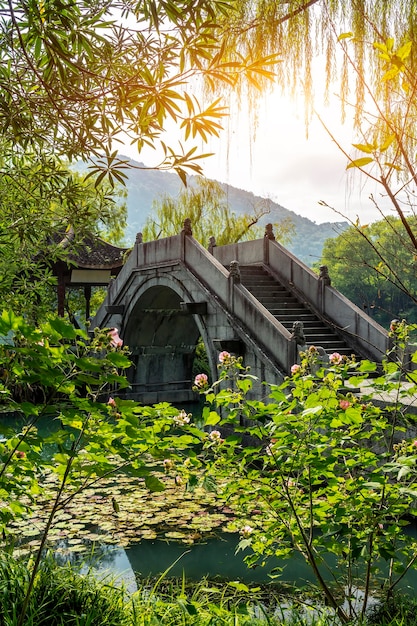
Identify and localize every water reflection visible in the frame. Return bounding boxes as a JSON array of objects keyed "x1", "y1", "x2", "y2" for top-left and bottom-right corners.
[
  {"x1": 76, "y1": 534, "x2": 316, "y2": 594},
  {"x1": 75, "y1": 533, "x2": 417, "y2": 598}
]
